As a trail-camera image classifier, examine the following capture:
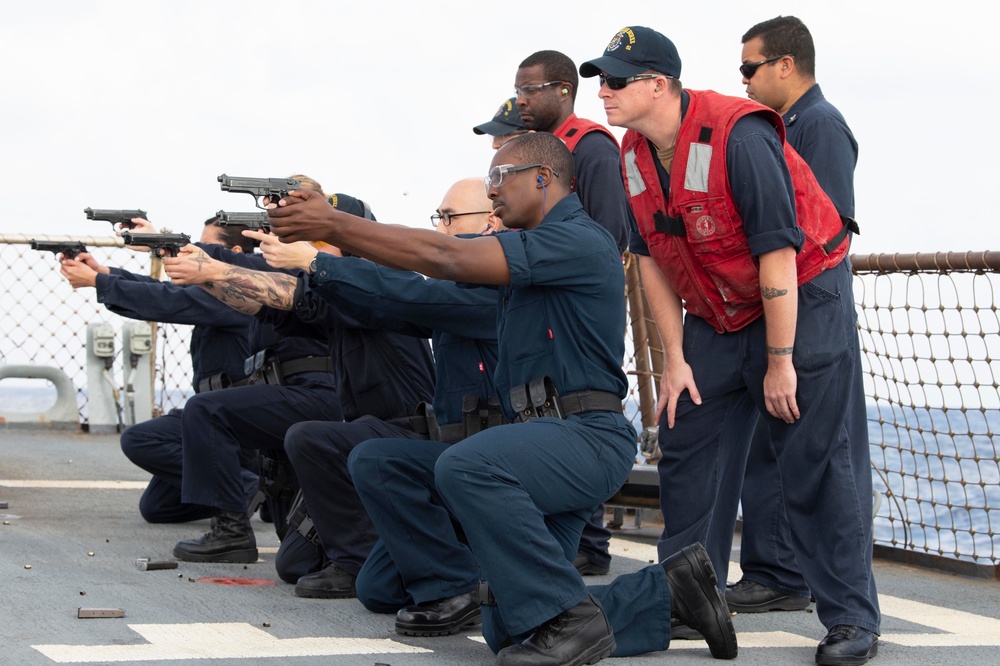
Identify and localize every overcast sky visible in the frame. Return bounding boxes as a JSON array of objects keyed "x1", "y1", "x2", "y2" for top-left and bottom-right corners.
[{"x1": 1, "y1": 1, "x2": 993, "y2": 255}]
